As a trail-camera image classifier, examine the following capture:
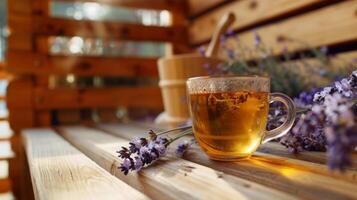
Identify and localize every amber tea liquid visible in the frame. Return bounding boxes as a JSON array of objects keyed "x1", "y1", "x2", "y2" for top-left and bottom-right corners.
[{"x1": 189, "y1": 91, "x2": 269, "y2": 160}]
